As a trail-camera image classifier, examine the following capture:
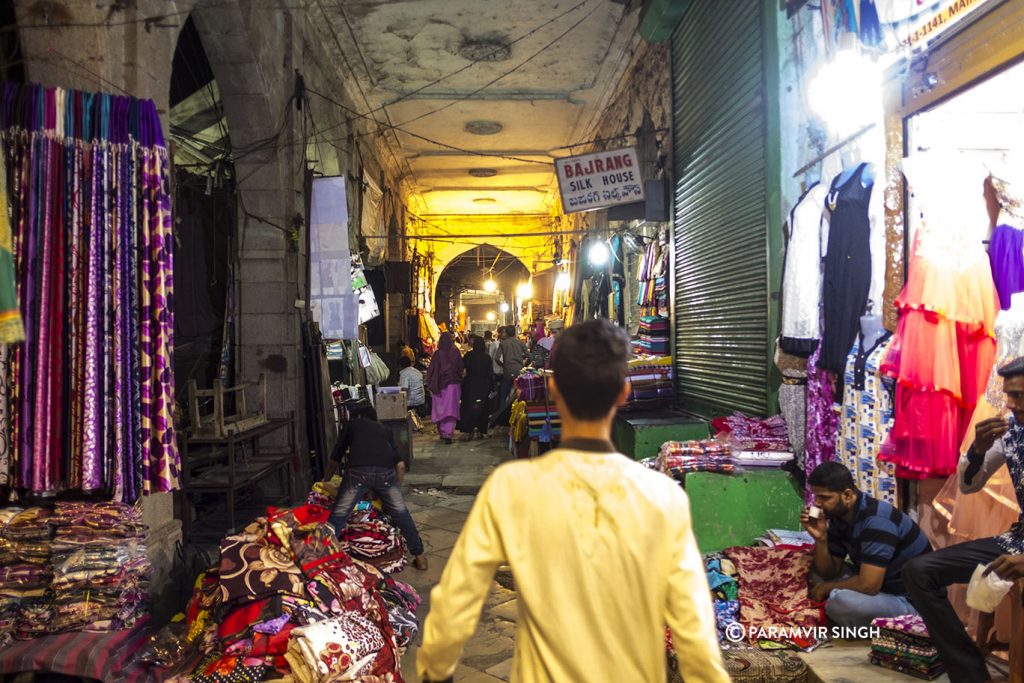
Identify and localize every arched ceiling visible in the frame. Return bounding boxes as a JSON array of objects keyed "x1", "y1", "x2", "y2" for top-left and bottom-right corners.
[{"x1": 311, "y1": 0, "x2": 642, "y2": 218}]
